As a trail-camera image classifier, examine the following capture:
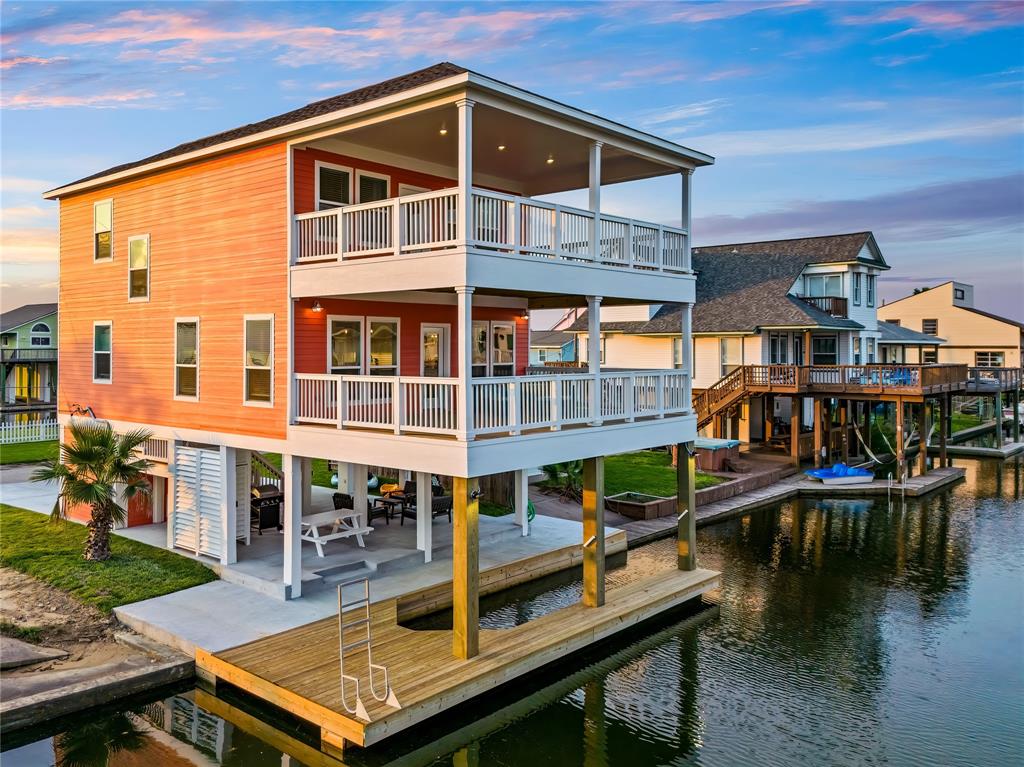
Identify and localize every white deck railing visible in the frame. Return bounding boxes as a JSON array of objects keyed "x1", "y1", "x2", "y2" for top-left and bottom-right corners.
[
  {"x1": 293, "y1": 187, "x2": 689, "y2": 273},
  {"x1": 294, "y1": 371, "x2": 690, "y2": 439}
]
